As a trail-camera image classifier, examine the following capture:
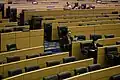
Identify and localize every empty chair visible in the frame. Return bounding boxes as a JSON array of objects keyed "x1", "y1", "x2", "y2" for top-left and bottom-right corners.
[
  {"x1": 105, "y1": 46, "x2": 120, "y2": 66},
  {"x1": 57, "y1": 26, "x2": 68, "y2": 38},
  {"x1": 96, "y1": 43, "x2": 103, "y2": 47},
  {"x1": 40, "y1": 52, "x2": 53, "y2": 56},
  {"x1": 26, "y1": 54, "x2": 39, "y2": 59},
  {"x1": 25, "y1": 65, "x2": 40, "y2": 72},
  {"x1": 110, "y1": 74, "x2": 120, "y2": 80},
  {"x1": 63, "y1": 56, "x2": 76, "y2": 63},
  {"x1": 104, "y1": 34, "x2": 115, "y2": 38},
  {"x1": 8, "y1": 68, "x2": 22, "y2": 77},
  {"x1": 74, "y1": 35, "x2": 86, "y2": 41},
  {"x1": 80, "y1": 42, "x2": 97, "y2": 63},
  {"x1": 116, "y1": 41, "x2": 120, "y2": 45},
  {"x1": 58, "y1": 71, "x2": 71, "y2": 80},
  {"x1": 6, "y1": 56, "x2": 20, "y2": 63},
  {"x1": 88, "y1": 64, "x2": 101, "y2": 72},
  {"x1": 43, "y1": 75, "x2": 58, "y2": 80},
  {"x1": 74, "y1": 67, "x2": 88, "y2": 75},
  {"x1": 6, "y1": 43, "x2": 17, "y2": 51},
  {"x1": 46, "y1": 60, "x2": 60, "y2": 67},
  {"x1": 44, "y1": 23, "x2": 52, "y2": 41},
  {"x1": 112, "y1": 11, "x2": 118, "y2": 14},
  {"x1": 90, "y1": 34, "x2": 102, "y2": 41}
]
